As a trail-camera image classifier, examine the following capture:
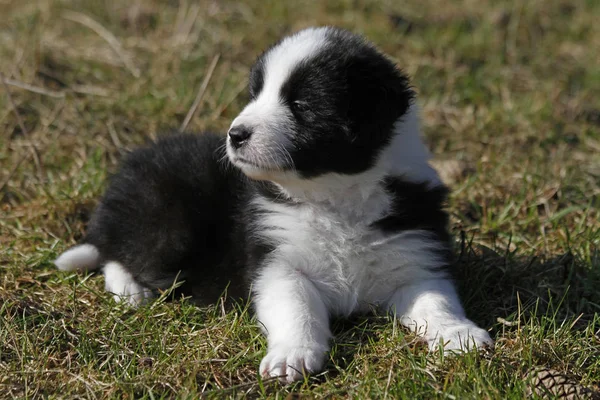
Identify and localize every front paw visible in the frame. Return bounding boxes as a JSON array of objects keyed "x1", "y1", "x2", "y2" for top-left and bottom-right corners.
[
  {"x1": 428, "y1": 323, "x2": 493, "y2": 353},
  {"x1": 259, "y1": 345, "x2": 327, "y2": 384}
]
